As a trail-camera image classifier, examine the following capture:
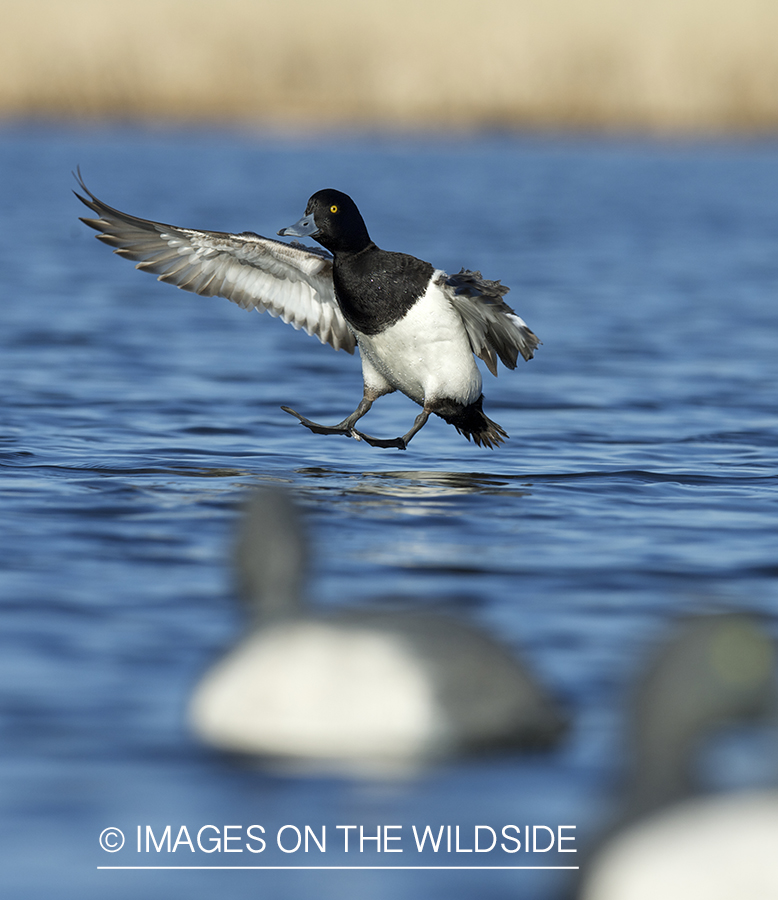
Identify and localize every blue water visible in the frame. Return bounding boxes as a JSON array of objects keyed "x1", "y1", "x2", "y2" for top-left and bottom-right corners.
[{"x1": 2, "y1": 124, "x2": 778, "y2": 899}]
